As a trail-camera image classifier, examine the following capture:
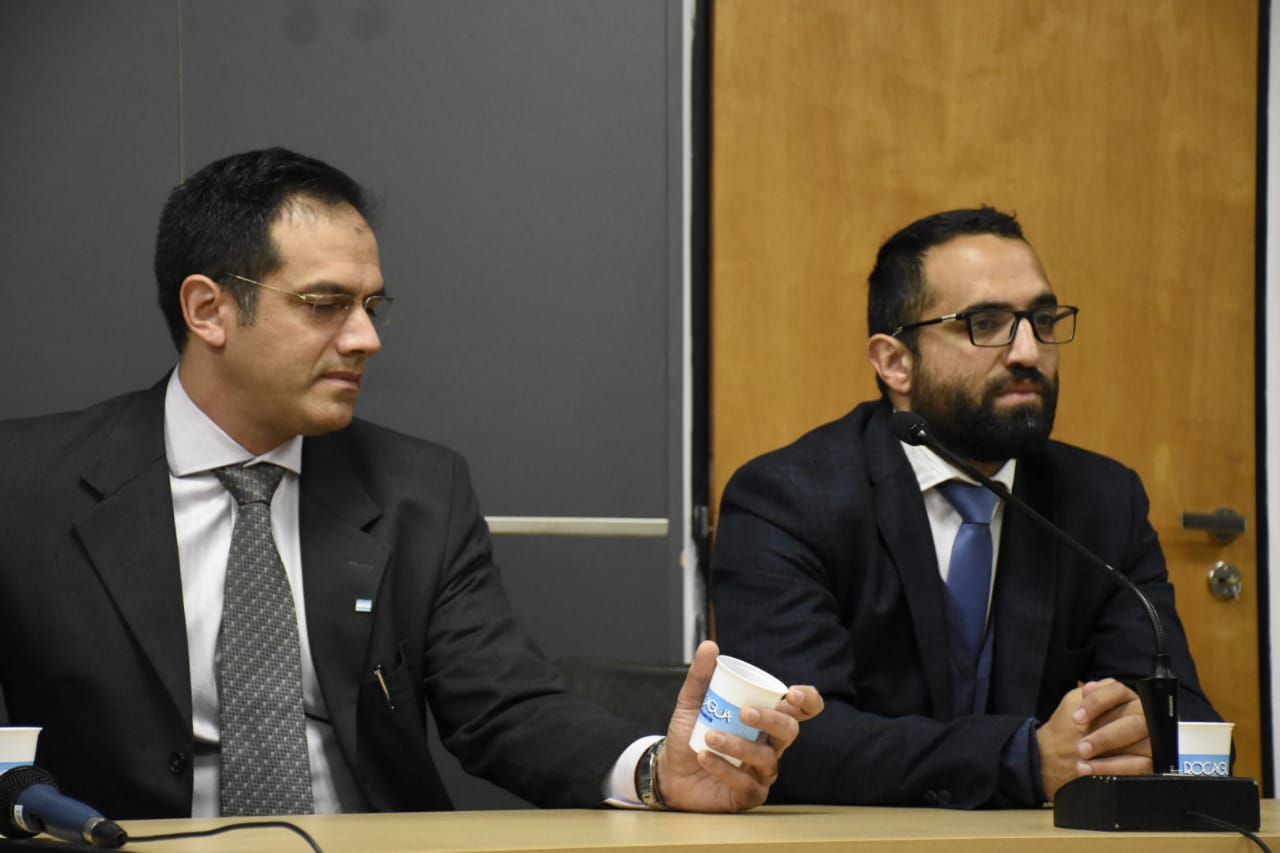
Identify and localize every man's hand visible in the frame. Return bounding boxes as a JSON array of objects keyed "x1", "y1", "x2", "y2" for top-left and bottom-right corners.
[
  {"x1": 654, "y1": 640, "x2": 823, "y2": 812},
  {"x1": 1037, "y1": 678, "x2": 1151, "y2": 800}
]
